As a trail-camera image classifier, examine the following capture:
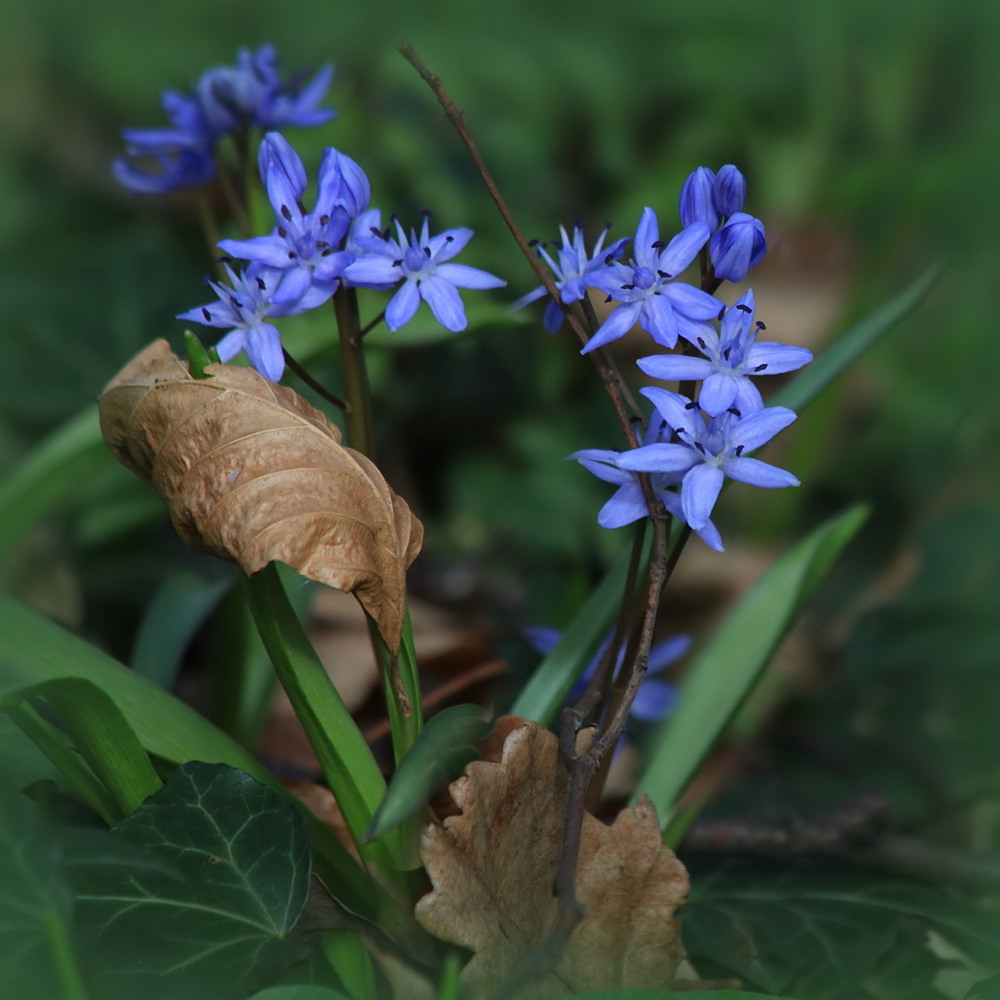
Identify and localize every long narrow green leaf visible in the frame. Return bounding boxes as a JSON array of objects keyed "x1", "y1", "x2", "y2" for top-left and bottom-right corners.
[
  {"x1": 0, "y1": 591, "x2": 382, "y2": 921},
  {"x1": 512, "y1": 534, "x2": 650, "y2": 724},
  {"x1": 772, "y1": 260, "x2": 943, "y2": 413},
  {"x1": 131, "y1": 572, "x2": 230, "y2": 688},
  {"x1": 3, "y1": 677, "x2": 163, "y2": 821},
  {"x1": 244, "y1": 563, "x2": 395, "y2": 871},
  {"x1": 0, "y1": 406, "x2": 109, "y2": 556},
  {"x1": 2, "y1": 701, "x2": 119, "y2": 823},
  {"x1": 635, "y1": 505, "x2": 868, "y2": 831}
]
